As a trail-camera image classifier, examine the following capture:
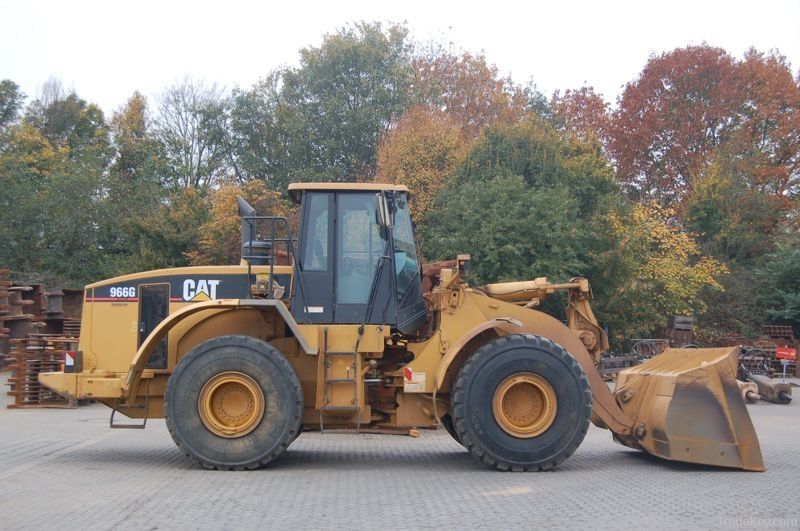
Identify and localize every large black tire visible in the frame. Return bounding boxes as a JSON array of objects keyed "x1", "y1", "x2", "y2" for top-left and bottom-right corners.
[
  {"x1": 451, "y1": 334, "x2": 591, "y2": 471},
  {"x1": 164, "y1": 335, "x2": 303, "y2": 470}
]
